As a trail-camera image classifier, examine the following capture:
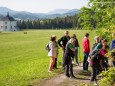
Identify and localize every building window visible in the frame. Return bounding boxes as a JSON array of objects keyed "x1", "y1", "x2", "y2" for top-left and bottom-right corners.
[
  {"x1": 1, "y1": 26, "x2": 3, "y2": 28},
  {"x1": 11, "y1": 26, "x2": 12, "y2": 29},
  {"x1": 5, "y1": 22, "x2": 7, "y2": 24},
  {"x1": 5, "y1": 26, "x2": 7, "y2": 29}
]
